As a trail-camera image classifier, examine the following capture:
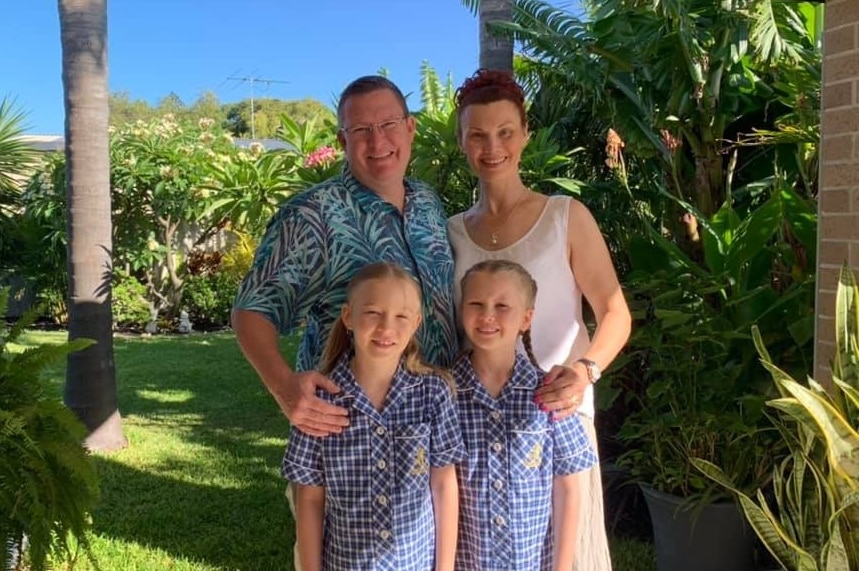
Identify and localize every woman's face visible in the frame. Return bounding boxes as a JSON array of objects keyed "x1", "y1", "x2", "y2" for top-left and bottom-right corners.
[{"x1": 458, "y1": 99, "x2": 528, "y2": 183}]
